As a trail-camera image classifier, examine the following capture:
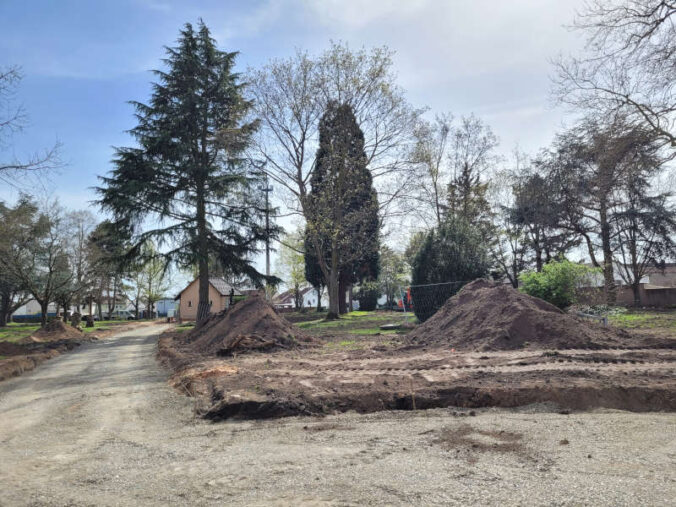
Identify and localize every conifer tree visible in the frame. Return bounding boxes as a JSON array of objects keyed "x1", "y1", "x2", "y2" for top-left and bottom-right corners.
[
  {"x1": 305, "y1": 102, "x2": 379, "y2": 319},
  {"x1": 97, "y1": 22, "x2": 272, "y2": 324}
]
